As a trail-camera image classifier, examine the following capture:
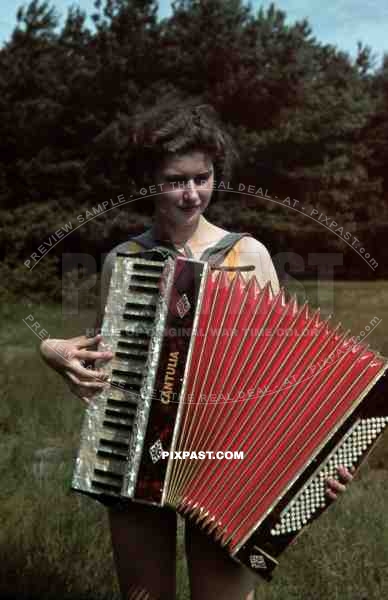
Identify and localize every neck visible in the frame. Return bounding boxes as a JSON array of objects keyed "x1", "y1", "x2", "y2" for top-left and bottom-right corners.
[{"x1": 151, "y1": 216, "x2": 207, "y2": 247}]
